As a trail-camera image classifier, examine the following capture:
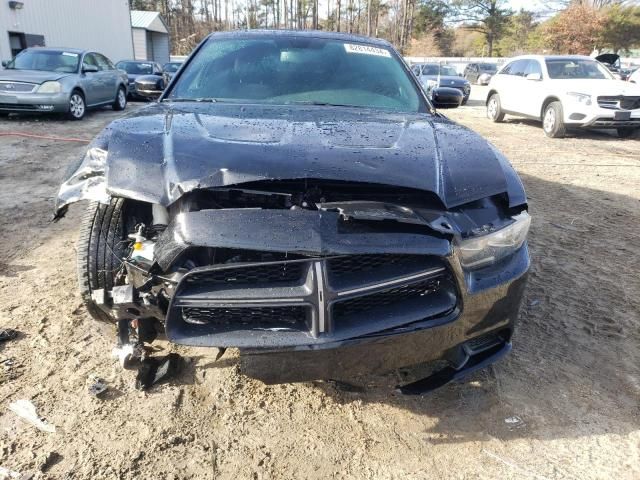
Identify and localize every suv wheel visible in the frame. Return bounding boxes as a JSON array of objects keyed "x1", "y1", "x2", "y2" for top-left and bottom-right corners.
[
  {"x1": 617, "y1": 128, "x2": 637, "y2": 139},
  {"x1": 112, "y1": 86, "x2": 127, "y2": 111},
  {"x1": 68, "y1": 91, "x2": 86, "y2": 120},
  {"x1": 542, "y1": 101, "x2": 566, "y2": 138},
  {"x1": 487, "y1": 94, "x2": 504, "y2": 122}
]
